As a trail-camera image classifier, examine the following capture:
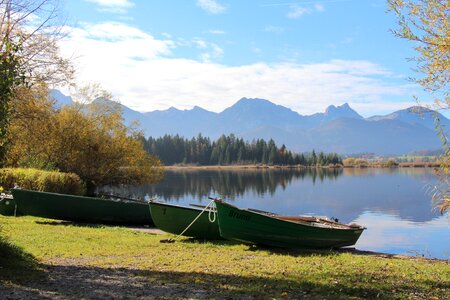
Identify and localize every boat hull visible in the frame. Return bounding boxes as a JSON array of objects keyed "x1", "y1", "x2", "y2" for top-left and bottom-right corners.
[
  {"x1": 0, "y1": 197, "x2": 16, "y2": 216},
  {"x1": 12, "y1": 189, "x2": 153, "y2": 225},
  {"x1": 149, "y1": 201, "x2": 222, "y2": 239},
  {"x1": 215, "y1": 201, "x2": 364, "y2": 249}
]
